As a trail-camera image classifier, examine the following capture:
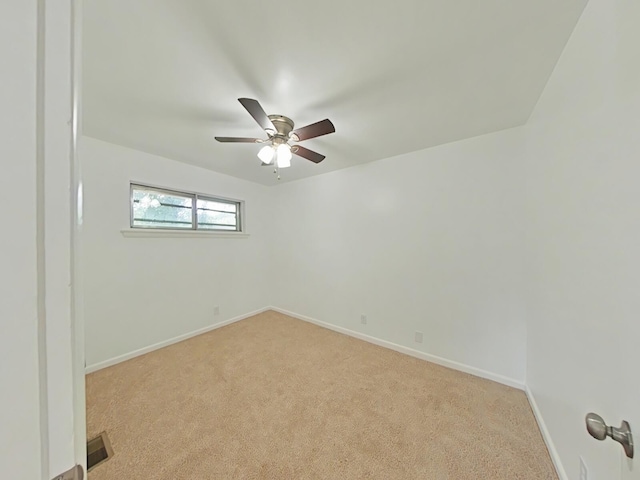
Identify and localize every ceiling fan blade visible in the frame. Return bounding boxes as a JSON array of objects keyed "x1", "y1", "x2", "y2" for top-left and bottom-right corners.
[
  {"x1": 215, "y1": 137, "x2": 262, "y2": 143},
  {"x1": 292, "y1": 145, "x2": 325, "y2": 163},
  {"x1": 238, "y1": 98, "x2": 276, "y2": 133},
  {"x1": 291, "y1": 119, "x2": 335, "y2": 142}
]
